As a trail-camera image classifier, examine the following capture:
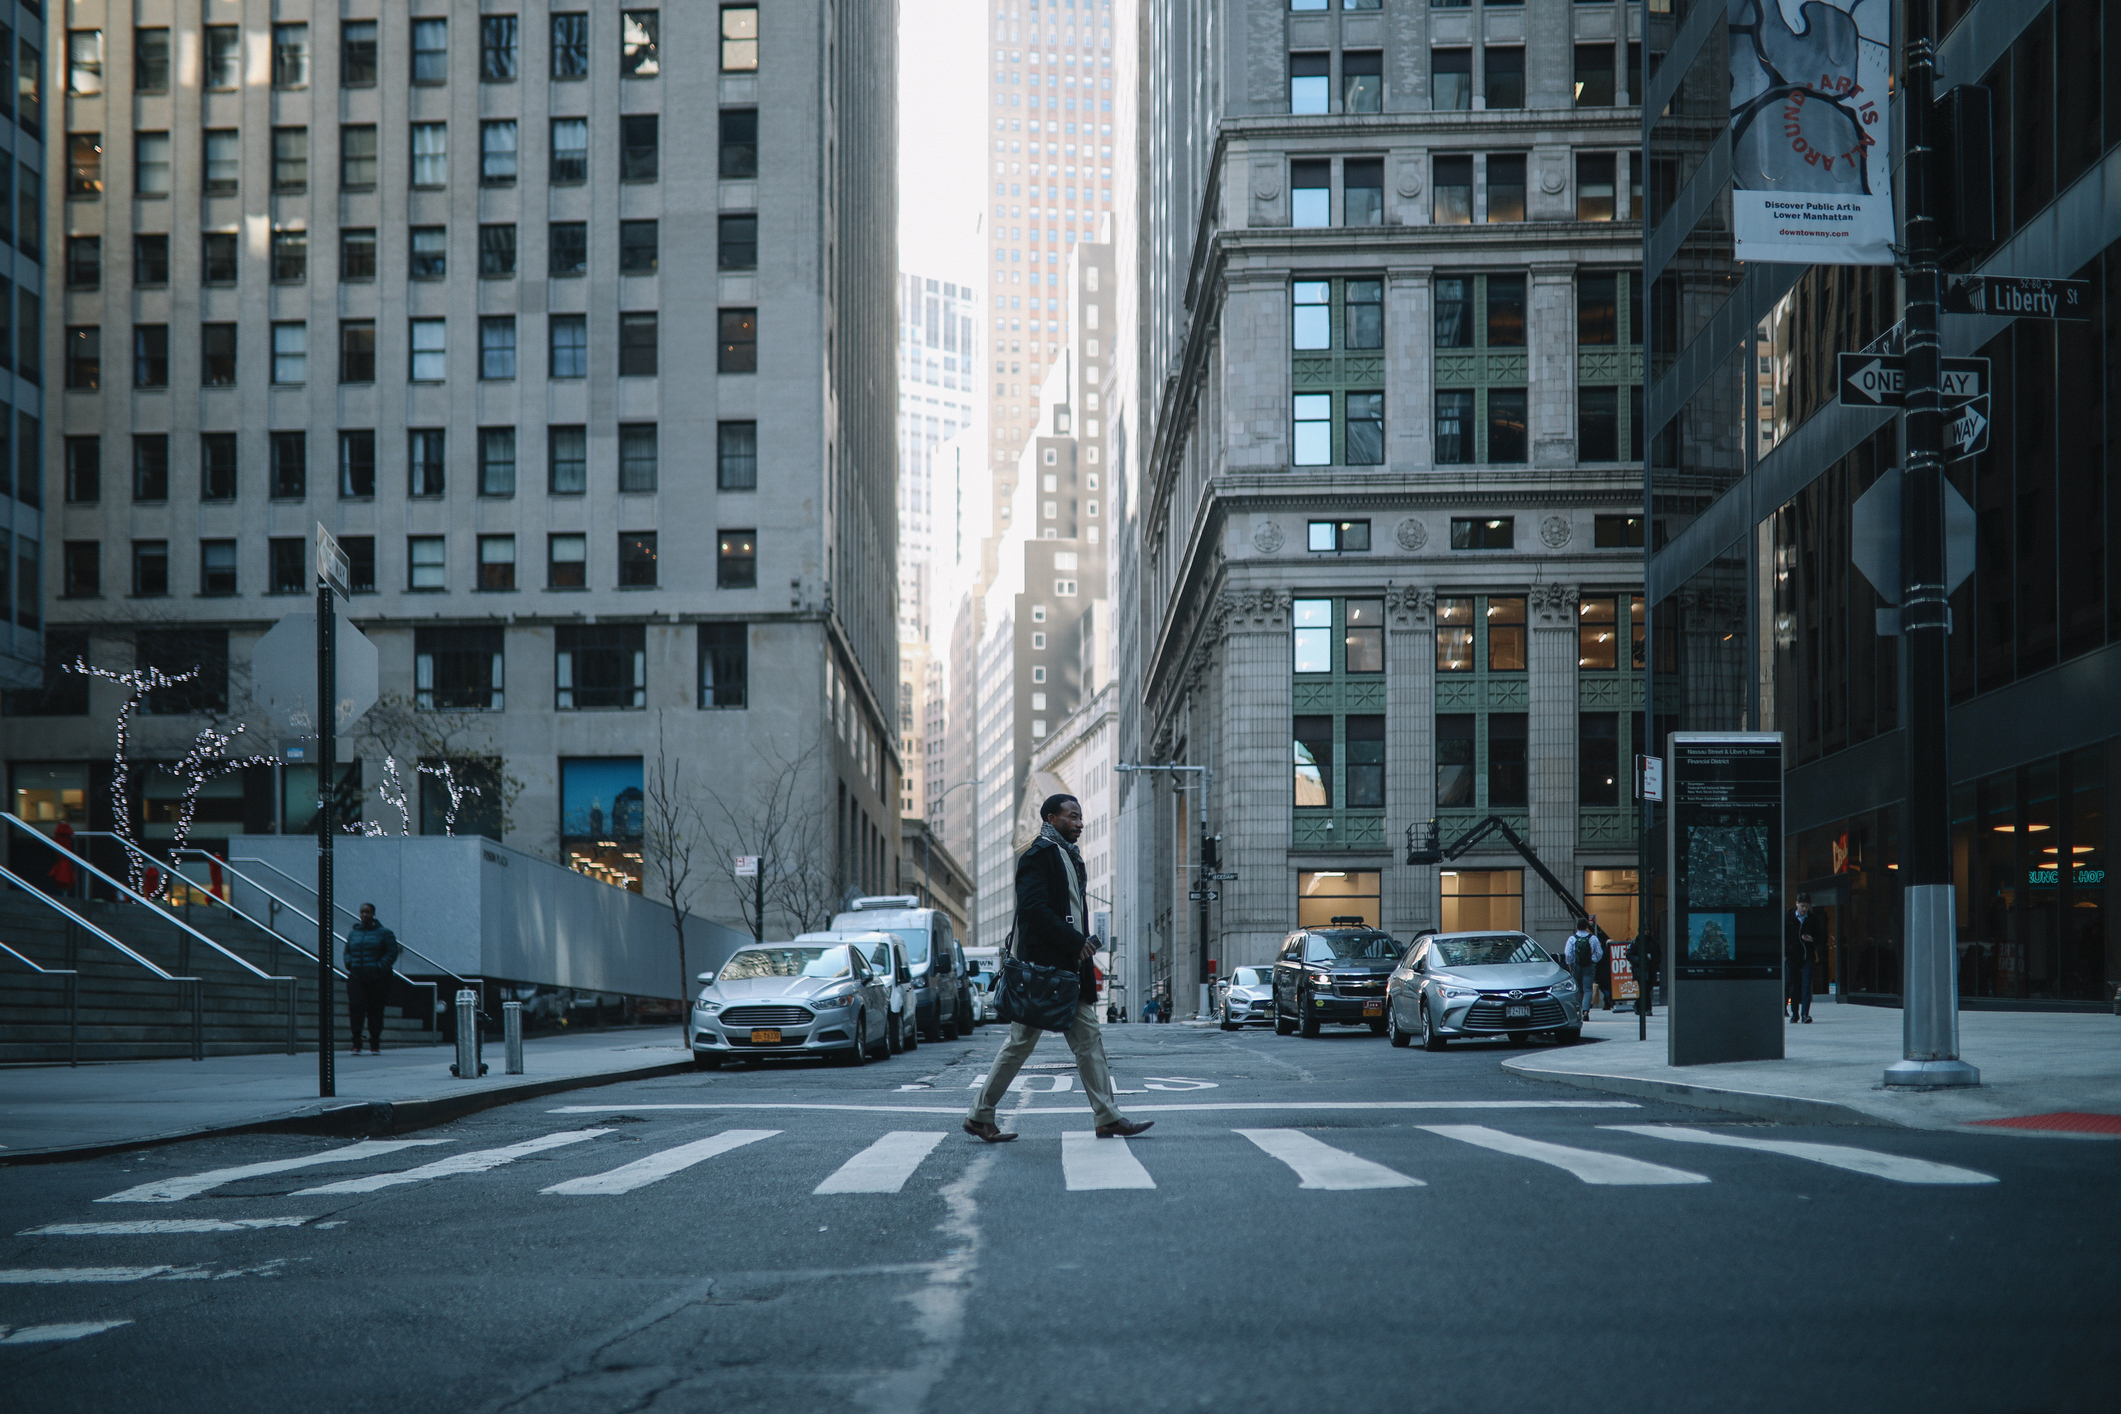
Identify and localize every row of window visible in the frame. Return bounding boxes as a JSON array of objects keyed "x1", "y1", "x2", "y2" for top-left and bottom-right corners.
[
  {"x1": 1299, "y1": 515, "x2": 1643, "y2": 556},
  {"x1": 1289, "y1": 592, "x2": 1645, "y2": 677},
  {"x1": 71, "y1": 117, "x2": 667, "y2": 200},
  {"x1": 61, "y1": 529, "x2": 757, "y2": 601},
  {"x1": 1293, "y1": 705, "x2": 1659, "y2": 814},
  {"x1": 1291, "y1": 273, "x2": 1643, "y2": 353},
  {"x1": 1286, "y1": 152, "x2": 1632, "y2": 227},
  {"x1": 64, "y1": 312, "x2": 687, "y2": 389},
  {"x1": 1291, "y1": 384, "x2": 1644, "y2": 466},
  {"x1": 1289, "y1": 43, "x2": 1642, "y2": 114},
  {"x1": 0, "y1": 160, "x2": 43, "y2": 263},
  {"x1": 0, "y1": 25, "x2": 44, "y2": 140}
]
